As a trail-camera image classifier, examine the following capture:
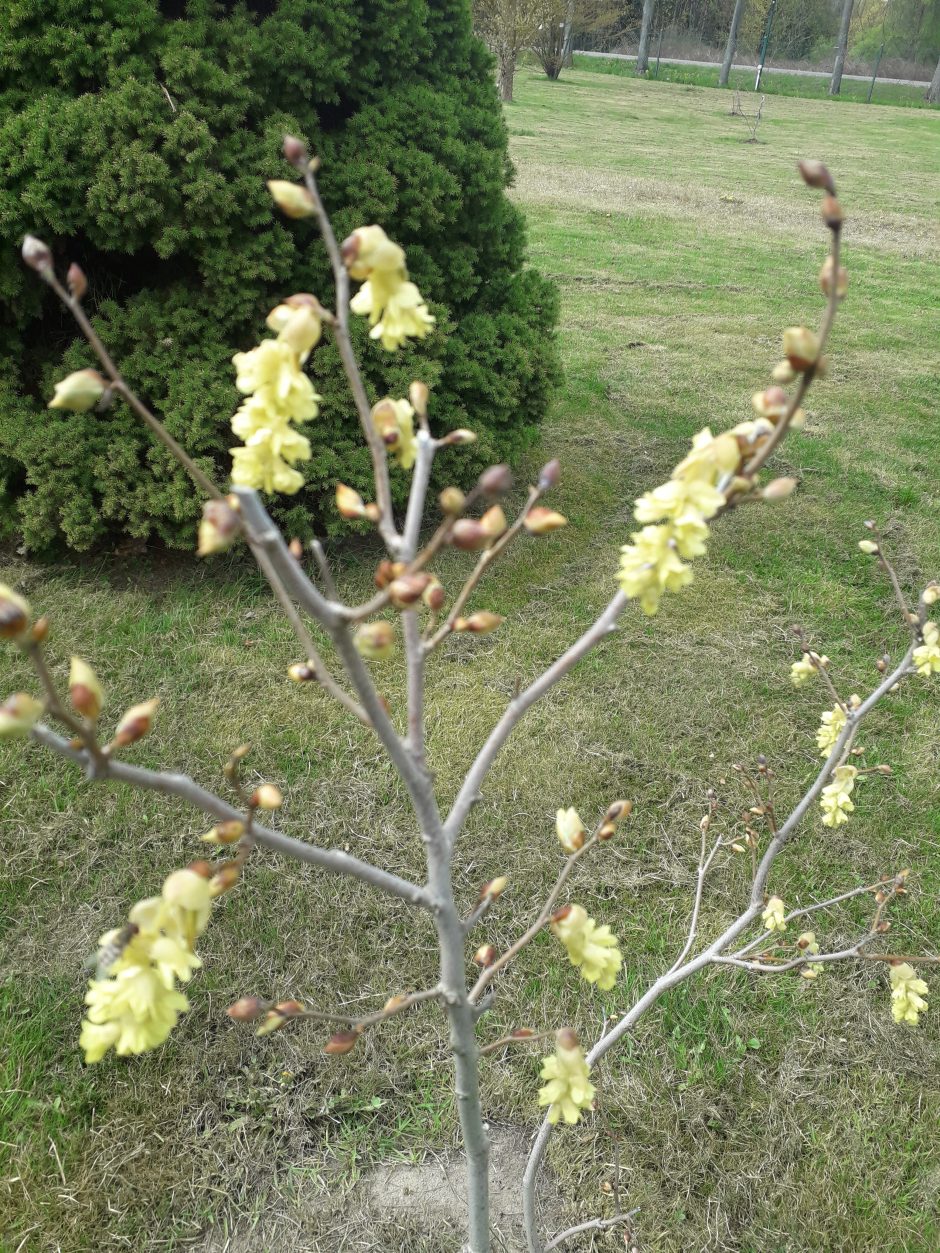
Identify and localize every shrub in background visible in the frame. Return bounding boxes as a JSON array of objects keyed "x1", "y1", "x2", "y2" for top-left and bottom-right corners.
[{"x1": 0, "y1": 0, "x2": 559, "y2": 549}]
